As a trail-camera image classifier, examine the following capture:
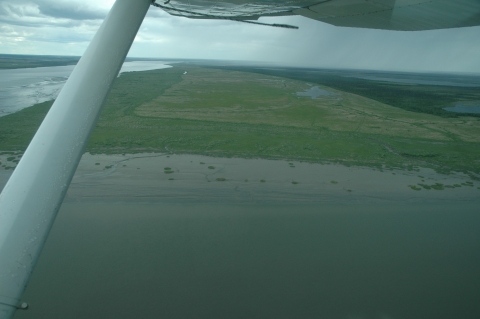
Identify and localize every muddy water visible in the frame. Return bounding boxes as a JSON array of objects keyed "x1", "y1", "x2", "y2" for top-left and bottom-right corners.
[{"x1": 8, "y1": 153, "x2": 480, "y2": 319}]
